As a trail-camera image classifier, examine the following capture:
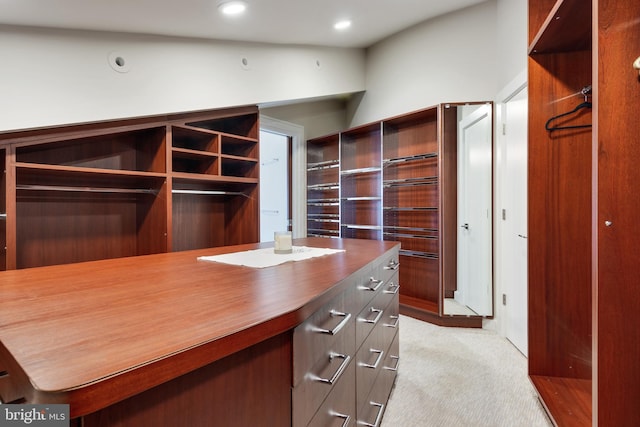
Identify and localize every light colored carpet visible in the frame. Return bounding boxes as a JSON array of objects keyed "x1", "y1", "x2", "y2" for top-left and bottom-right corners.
[{"x1": 382, "y1": 315, "x2": 552, "y2": 427}]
